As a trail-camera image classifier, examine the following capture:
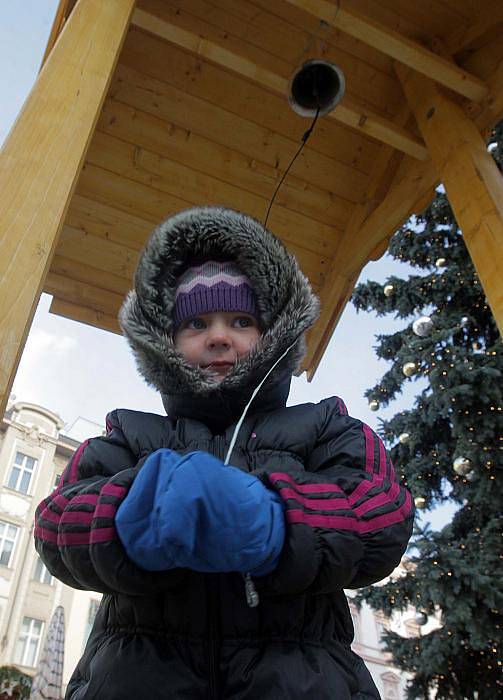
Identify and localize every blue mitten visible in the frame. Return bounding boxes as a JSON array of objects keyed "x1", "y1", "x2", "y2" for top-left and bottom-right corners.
[{"x1": 115, "y1": 449, "x2": 285, "y2": 575}]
